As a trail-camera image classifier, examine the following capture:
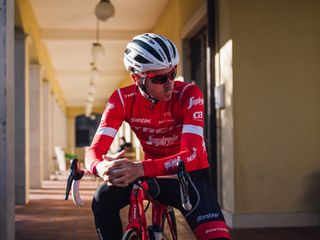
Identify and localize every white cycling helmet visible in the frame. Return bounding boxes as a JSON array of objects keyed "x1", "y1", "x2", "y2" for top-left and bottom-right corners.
[{"x1": 123, "y1": 33, "x2": 179, "y2": 73}]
